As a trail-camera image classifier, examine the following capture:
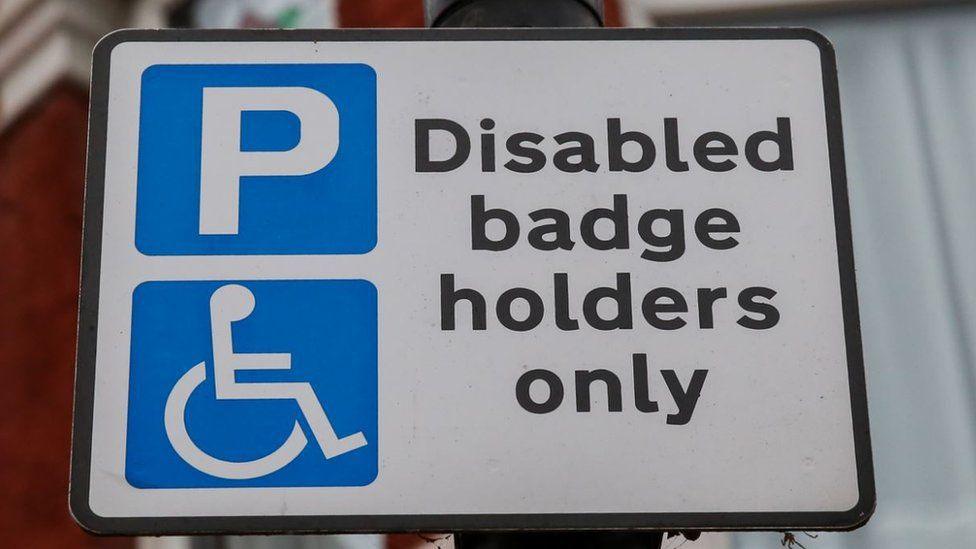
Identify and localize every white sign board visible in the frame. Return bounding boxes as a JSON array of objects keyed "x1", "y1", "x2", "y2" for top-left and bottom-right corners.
[{"x1": 70, "y1": 28, "x2": 874, "y2": 535}]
